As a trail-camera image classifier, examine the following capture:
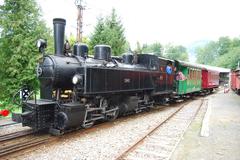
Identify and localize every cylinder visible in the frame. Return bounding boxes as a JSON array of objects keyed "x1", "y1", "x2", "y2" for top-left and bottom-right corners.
[
  {"x1": 53, "y1": 18, "x2": 66, "y2": 56},
  {"x1": 122, "y1": 53, "x2": 134, "y2": 64},
  {"x1": 94, "y1": 45, "x2": 111, "y2": 61},
  {"x1": 73, "y1": 43, "x2": 89, "y2": 58}
]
